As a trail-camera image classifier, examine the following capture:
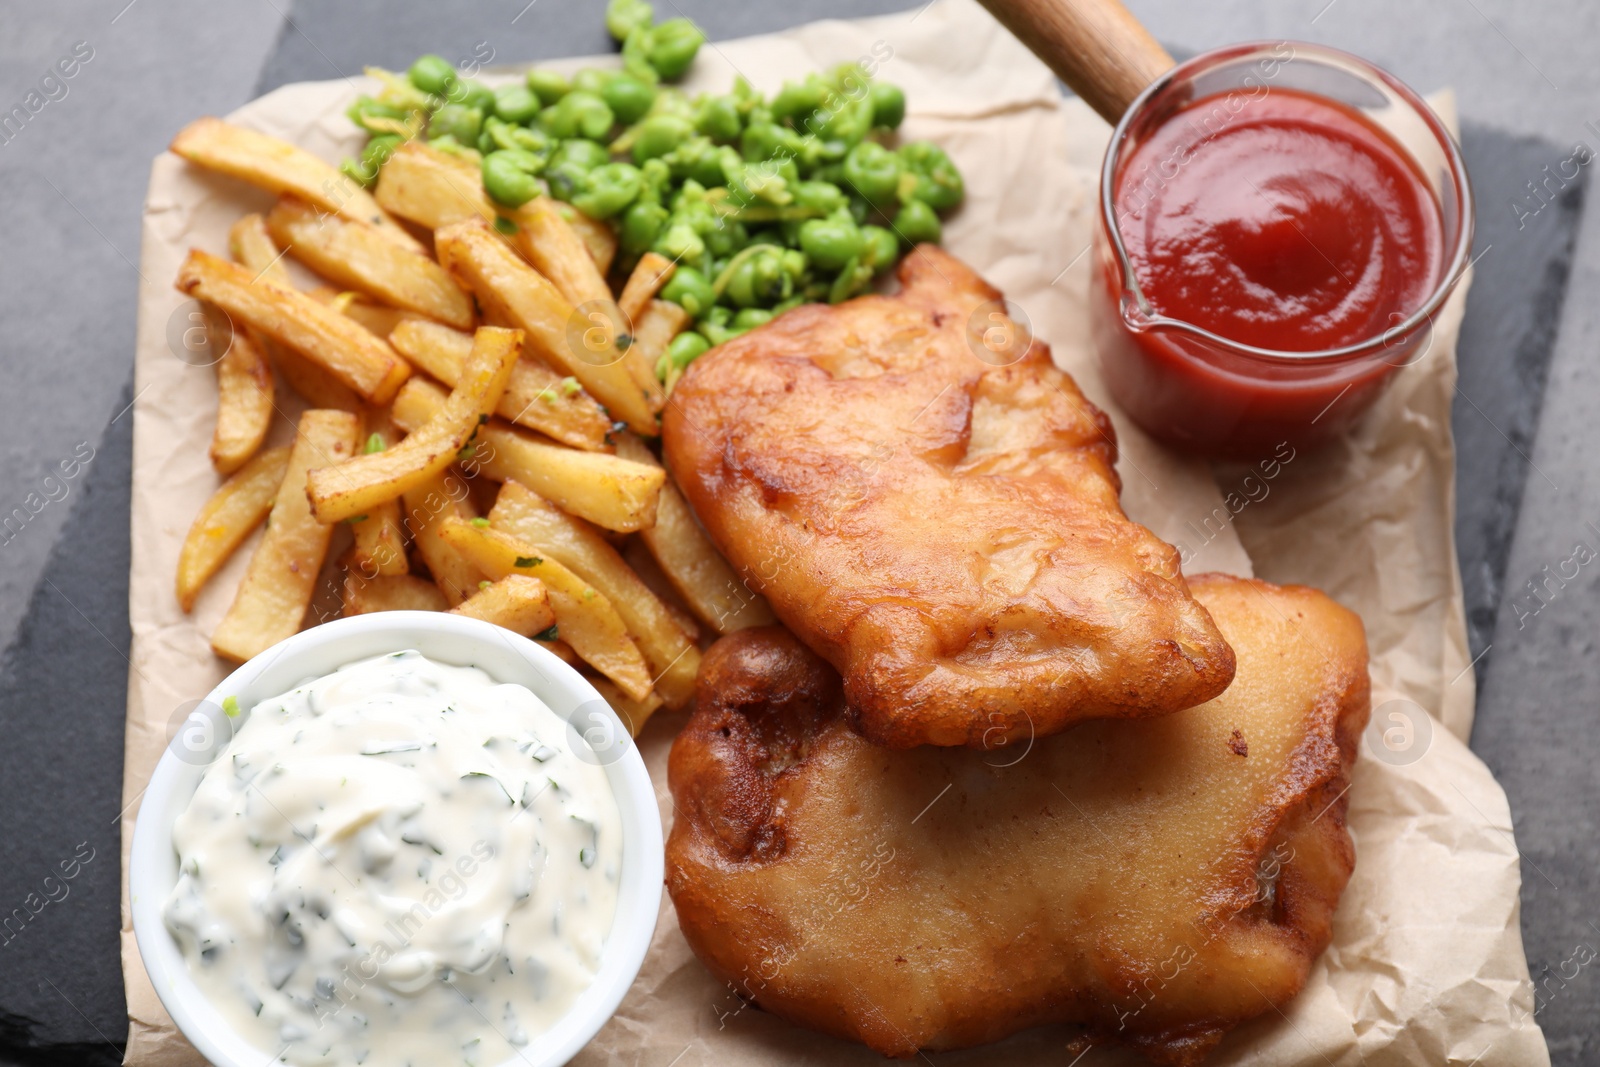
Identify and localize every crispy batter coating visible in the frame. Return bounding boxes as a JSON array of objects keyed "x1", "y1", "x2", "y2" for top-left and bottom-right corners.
[
  {"x1": 665, "y1": 575, "x2": 1369, "y2": 1064},
  {"x1": 662, "y1": 246, "x2": 1235, "y2": 747}
]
